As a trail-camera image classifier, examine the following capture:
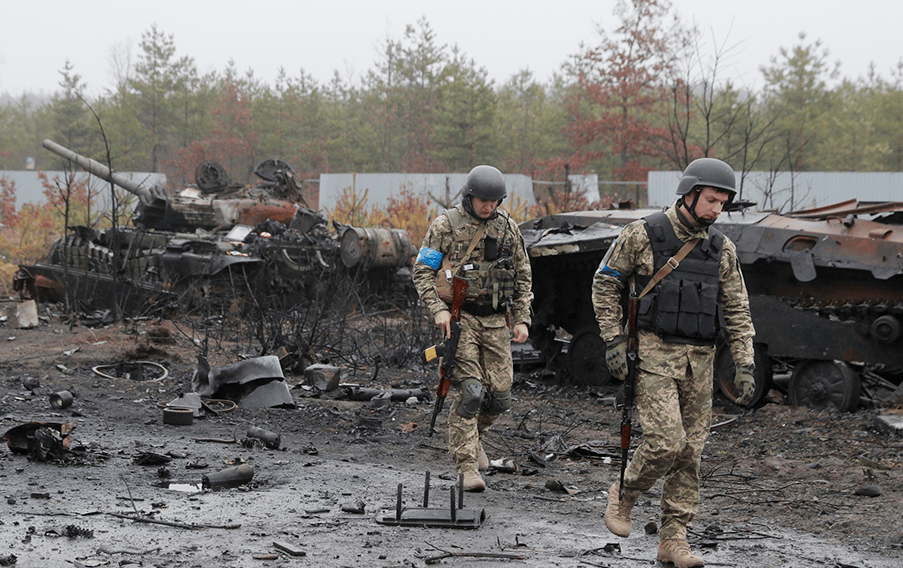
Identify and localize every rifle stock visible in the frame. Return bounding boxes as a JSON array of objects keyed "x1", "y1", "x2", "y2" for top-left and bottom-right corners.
[
  {"x1": 619, "y1": 292, "x2": 639, "y2": 498},
  {"x1": 428, "y1": 273, "x2": 468, "y2": 436}
]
